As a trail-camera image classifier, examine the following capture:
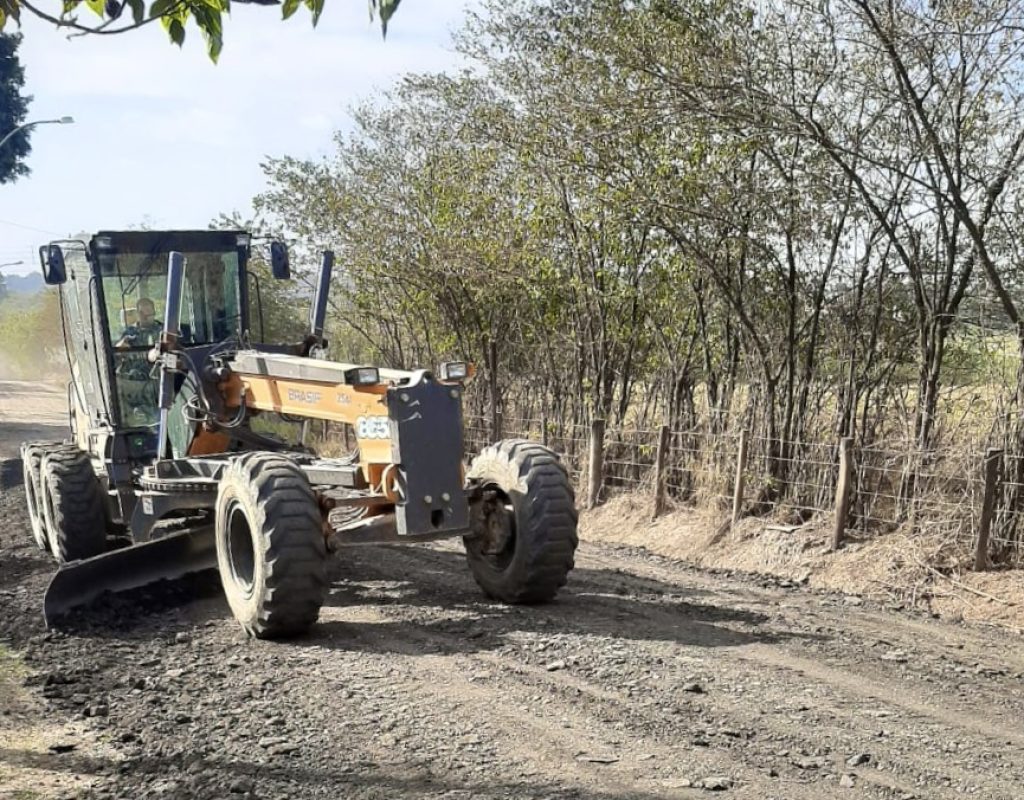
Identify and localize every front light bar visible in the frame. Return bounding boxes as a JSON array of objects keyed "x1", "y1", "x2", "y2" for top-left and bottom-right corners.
[
  {"x1": 344, "y1": 366, "x2": 380, "y2": 386},
  {"x1": 438, "y1": 361, "x2": 469, "y2": 382}
]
